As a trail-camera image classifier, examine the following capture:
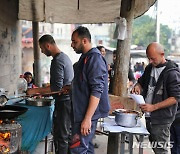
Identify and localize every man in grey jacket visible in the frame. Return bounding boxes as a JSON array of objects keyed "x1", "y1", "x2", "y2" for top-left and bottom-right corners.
[
  {"x1": 27, "y1": 34, "x2": 74, "y2": 154},
  {"x1": 132, "y1": 42, "x2": 180, "y2": 154}
]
